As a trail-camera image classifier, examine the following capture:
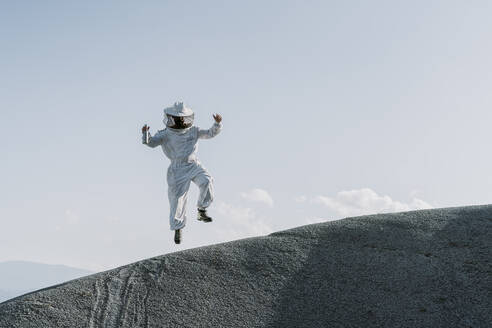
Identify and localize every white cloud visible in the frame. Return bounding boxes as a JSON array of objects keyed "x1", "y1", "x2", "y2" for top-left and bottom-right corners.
[
  {"x1": 306, "y1": 217, "x2": 329, "y2": 224},
  {"x1": 313, "y1": 188, "x2": 433, "y2": 217},
  {"x1": 212, "y1": 201, "x2": 273, "y2": 241},
  {"x1": 410, "y1": 197, "x2": 434, "y2": 209},
  {"x1": 65, "y1": 209, "x2": 79, "y2": 224},
  {"x1": 240, "y1": 188, "x2": 274, "y2": 207},
  {"x1": 294, "y1": 195, "x2": 308, "y2": 203}
]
